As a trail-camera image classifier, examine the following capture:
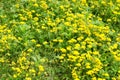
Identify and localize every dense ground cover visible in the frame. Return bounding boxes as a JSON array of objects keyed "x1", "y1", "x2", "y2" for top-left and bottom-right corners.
[{"x1": 0, "y1": 0, "x2": 120, "y2": 80}]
